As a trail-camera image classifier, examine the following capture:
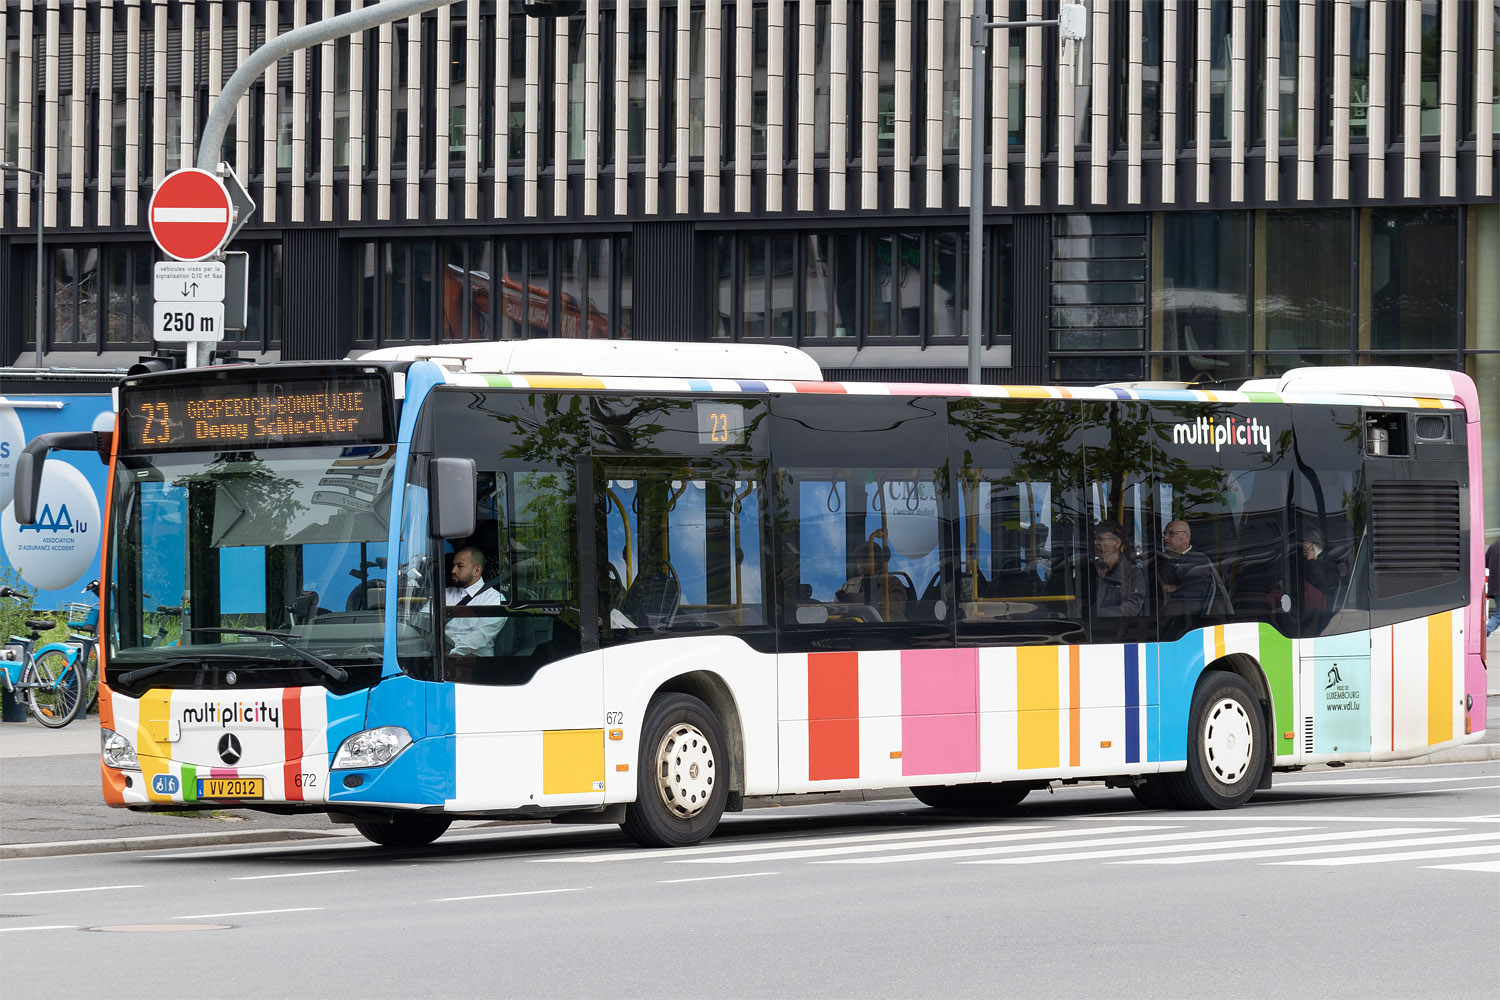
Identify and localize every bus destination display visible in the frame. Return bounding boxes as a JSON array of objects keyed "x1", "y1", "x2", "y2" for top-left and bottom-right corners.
[{"x1": 121, "y1": 376, "x2": 389, "y2": 452}]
